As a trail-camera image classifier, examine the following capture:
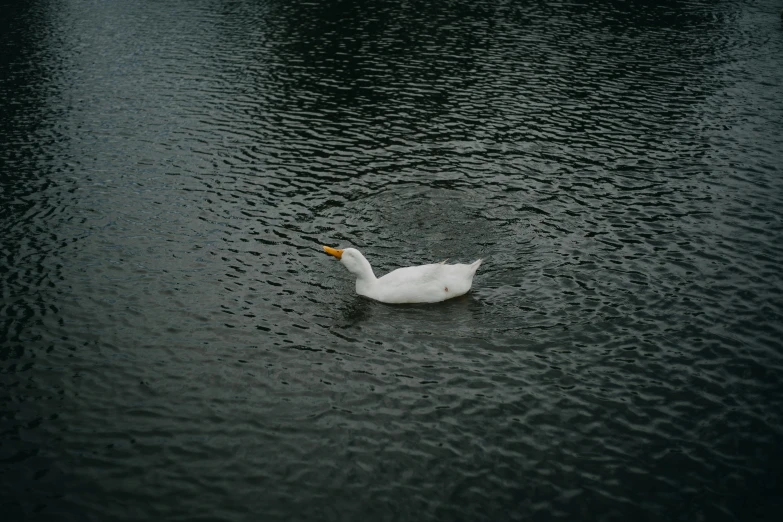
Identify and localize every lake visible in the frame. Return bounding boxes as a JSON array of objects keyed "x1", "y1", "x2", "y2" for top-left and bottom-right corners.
[{"x1": 2, "y1": 0, "x2": 782, "y2": 520}]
